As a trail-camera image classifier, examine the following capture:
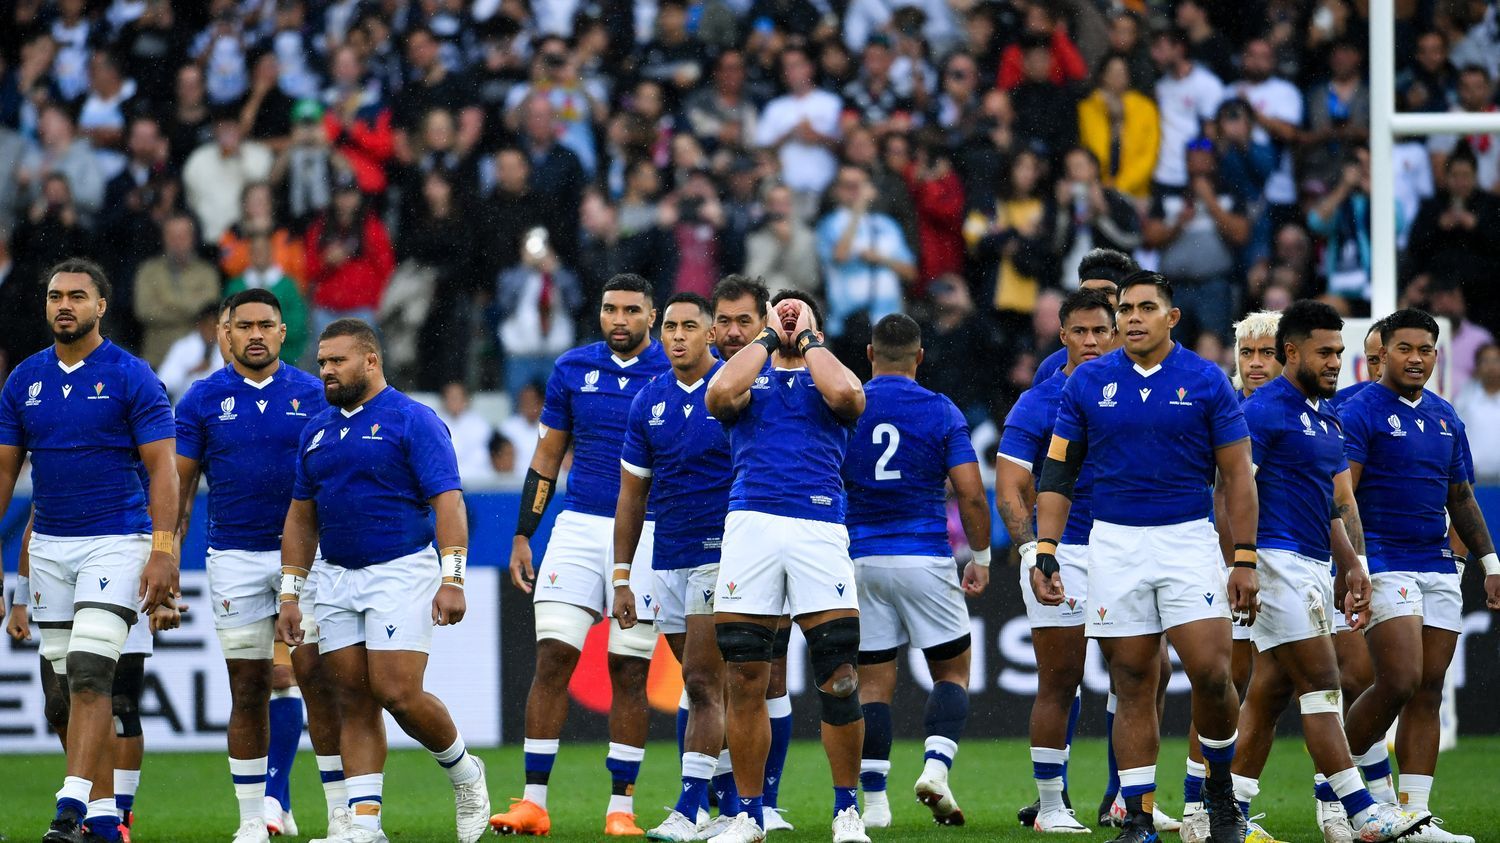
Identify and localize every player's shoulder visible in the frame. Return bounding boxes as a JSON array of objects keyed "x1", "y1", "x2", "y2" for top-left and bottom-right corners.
[
  {"x1": 1422, "y1": 389, "x2": 1461, "y2": 418},
  {"x1": 94, "y1": 340, "x2": 158, "y2": 379},
  {"x1": 553, "y1": 342, "x2": 606, "y2": 369},
  {"x1": 282, "y1": 362, "x2": 325, "y2": 390},
  {"x1": 1164, "y1": 343, "x2": 1228, "y2": 380},
  {"x1": 3, "y1": 346, "x2": 57, "y2": 386}
]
